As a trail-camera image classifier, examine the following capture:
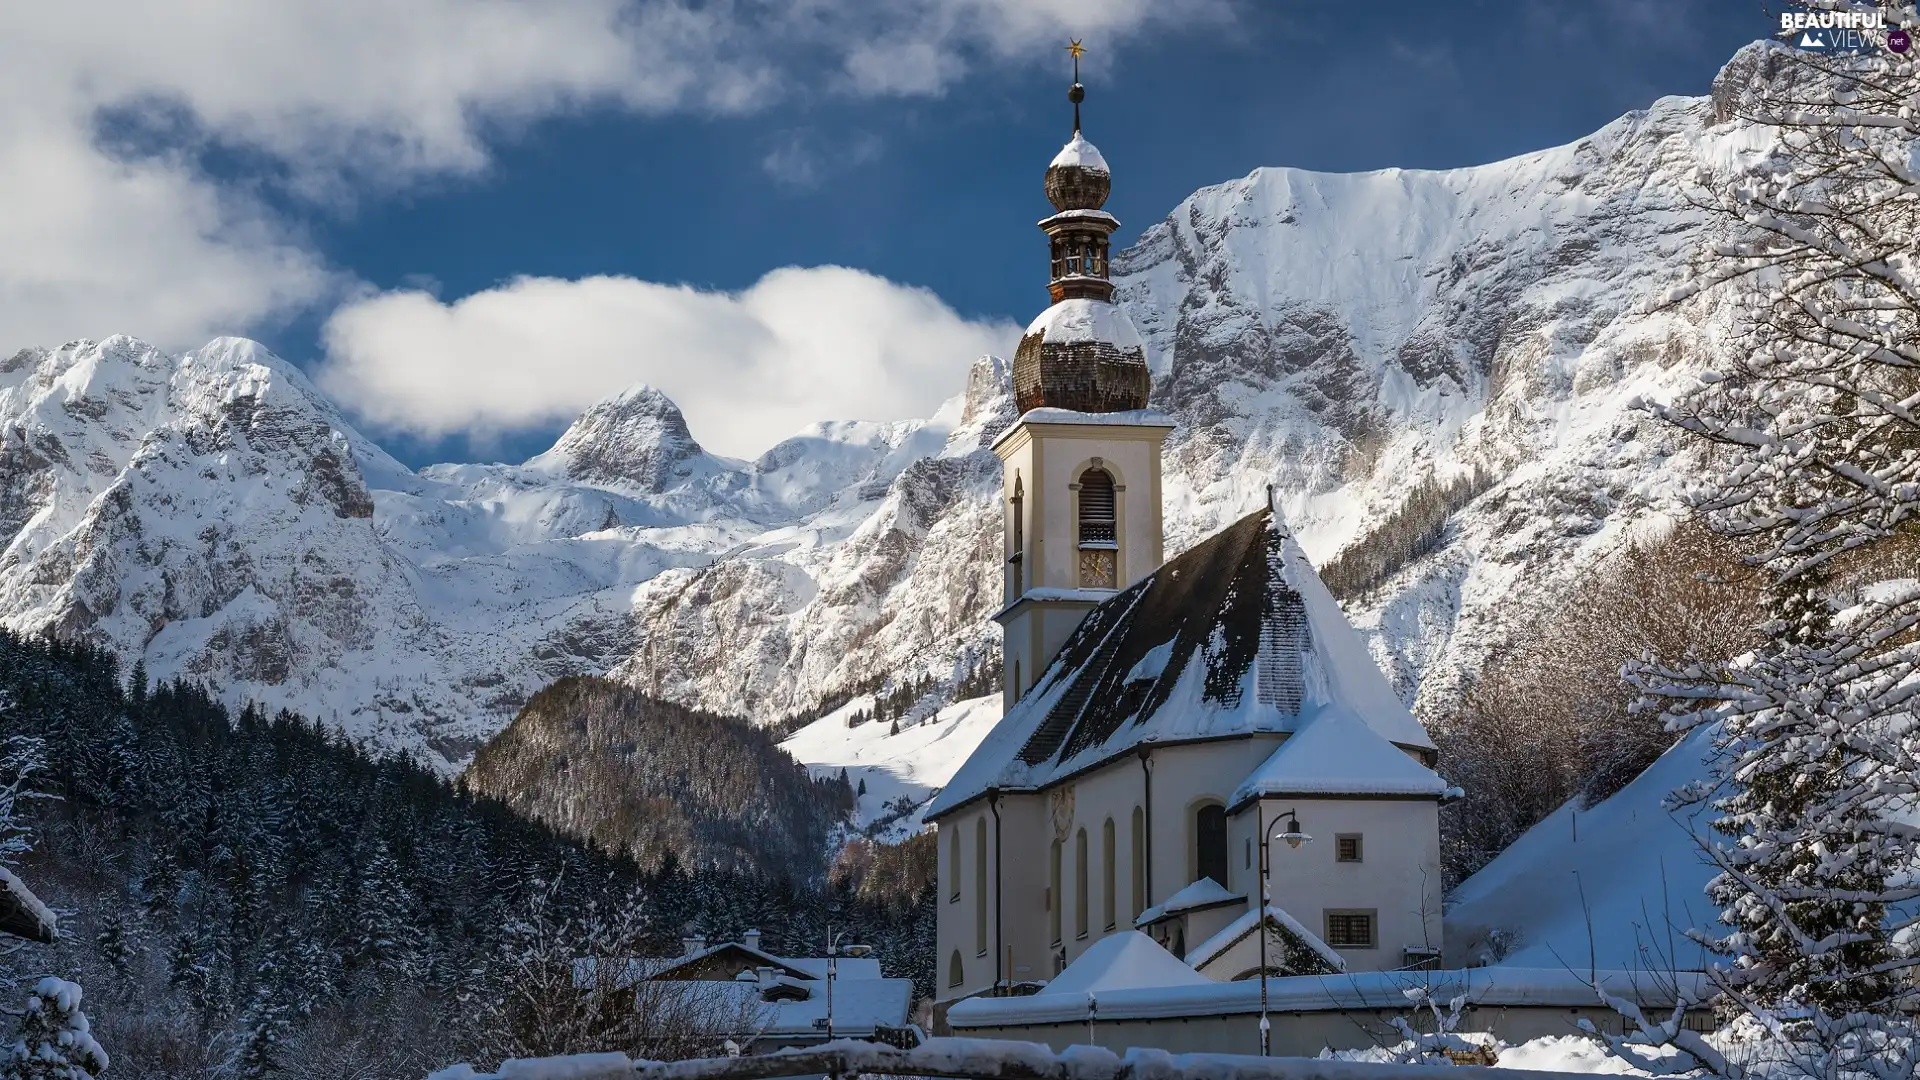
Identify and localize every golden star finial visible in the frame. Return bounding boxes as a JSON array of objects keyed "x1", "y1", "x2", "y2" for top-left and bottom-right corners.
[{"x1": 1066, "y1": 39, "x2": 1087, "y2": 62}]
